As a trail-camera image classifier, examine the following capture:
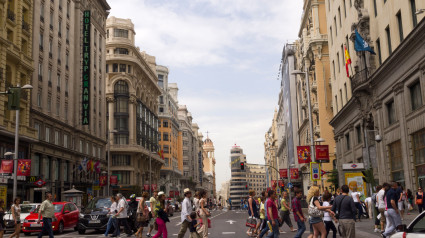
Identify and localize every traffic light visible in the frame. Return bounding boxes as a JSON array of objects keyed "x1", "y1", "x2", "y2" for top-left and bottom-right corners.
[
  {"x1": 7, "y1": 88, "x2": 21, "y2": 110},
  {"x1": 240, "y1": 162, "x2": 245, "y2": 170},
  {"x1": 245, "y1": 184, "x2": 248, "y2": 189}
]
